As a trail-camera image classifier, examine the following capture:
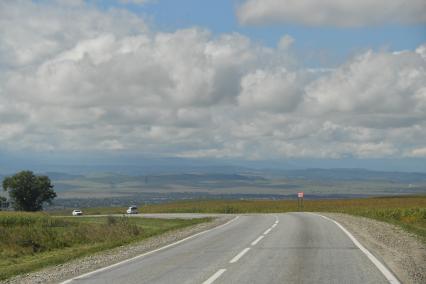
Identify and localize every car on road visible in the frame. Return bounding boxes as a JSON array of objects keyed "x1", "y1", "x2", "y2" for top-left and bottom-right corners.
[
  {"x1": 126, "y1": 206, "x2": 138, "y2": 214},
  {"x1": 72, "y1": 209, "x2": 83, "y2": 216}
]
